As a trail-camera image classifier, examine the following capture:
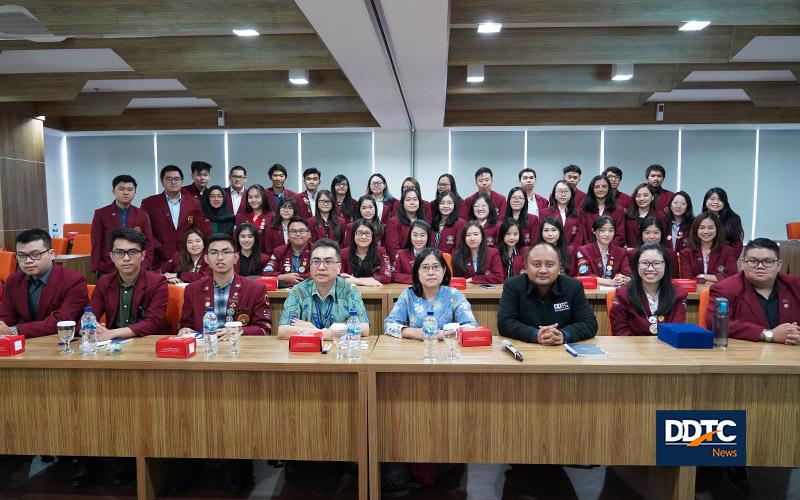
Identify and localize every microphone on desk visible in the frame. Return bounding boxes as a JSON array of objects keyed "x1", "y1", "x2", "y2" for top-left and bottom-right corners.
[{"x1": 501, "y1": 340, "x2": 524, "y2": 362}]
